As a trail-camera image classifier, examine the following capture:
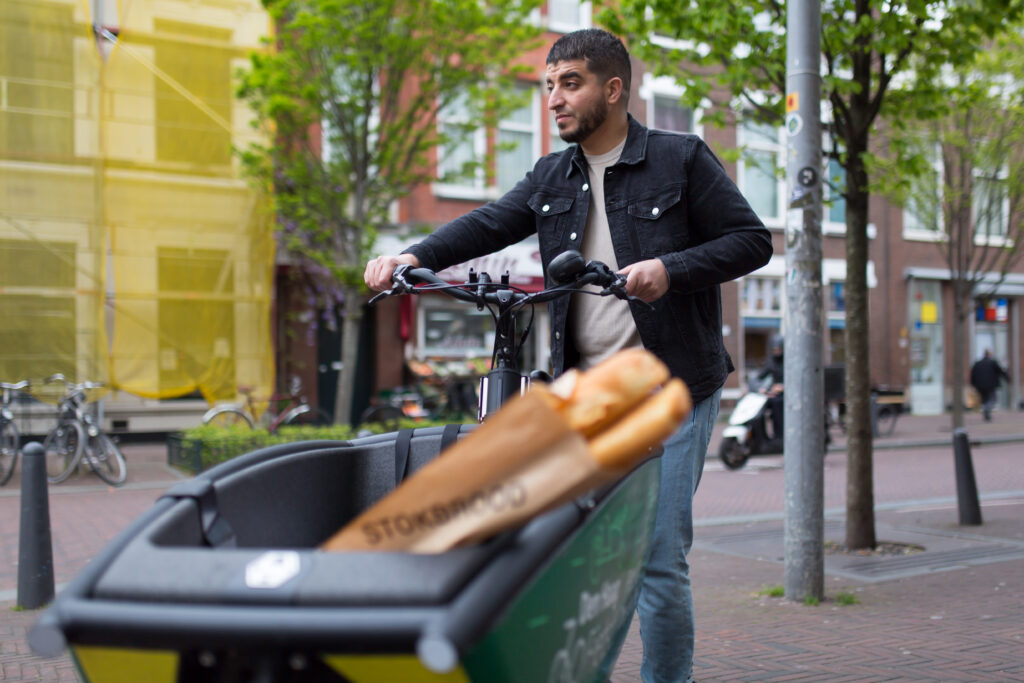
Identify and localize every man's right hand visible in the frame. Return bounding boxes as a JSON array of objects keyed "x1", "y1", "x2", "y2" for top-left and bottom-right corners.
[{"x1": 364, "y1": 254, "x2": 421, "y2": 292}]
